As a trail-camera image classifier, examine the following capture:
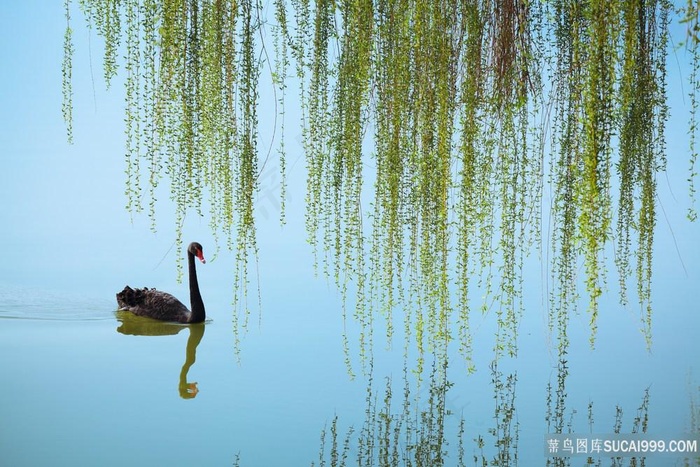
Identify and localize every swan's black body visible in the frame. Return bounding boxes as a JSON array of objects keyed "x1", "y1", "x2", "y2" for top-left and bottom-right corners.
[{"x1": 116, "y1": 242, "x2": 206, "y2": 323}]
